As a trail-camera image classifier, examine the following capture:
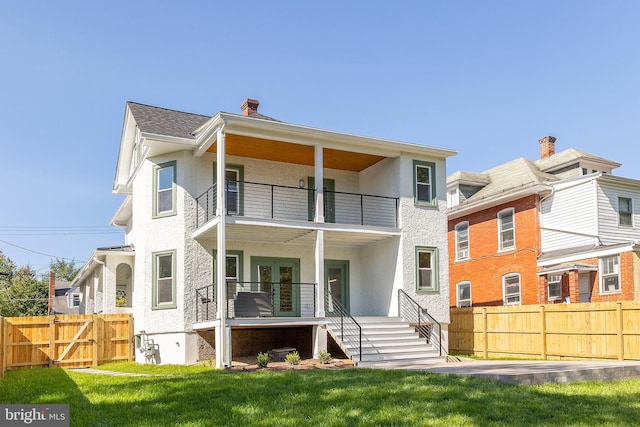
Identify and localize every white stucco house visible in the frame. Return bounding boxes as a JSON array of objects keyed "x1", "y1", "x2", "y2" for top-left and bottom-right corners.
[{"x1": 72, "y1": 98, "x2": 456, "y2": 368}]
